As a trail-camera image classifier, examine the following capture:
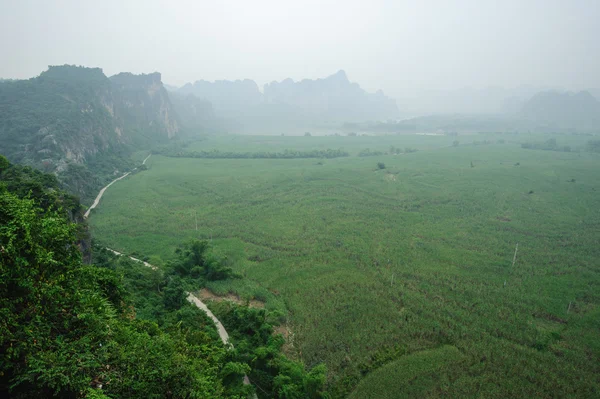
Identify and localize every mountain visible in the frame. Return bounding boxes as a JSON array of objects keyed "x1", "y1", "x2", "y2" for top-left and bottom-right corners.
[
  {"x1": 520, "y1": 90, "x2": 600, "y2": 130},
  {"x1": 263, "y1": 70, "x2": 399, "y2": 122},
  {"x1": 0, "y1": 65, "x2": 179, "y2": 201},
  {"x1": 168, "y1": 91, "x2": 217, "y2": 132},
  {"x1": 110, "y1": 72, "x2": 179, "y2": 140},
  {"x1": 176, "y1": 71, "x2": 399, "y2": 132},
  {"x1": 587, "y1": 88, "x2": 600, "y2": 101},
  {"x1": 178, "y1": 79, "x2": 262, "y2": 117}
]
